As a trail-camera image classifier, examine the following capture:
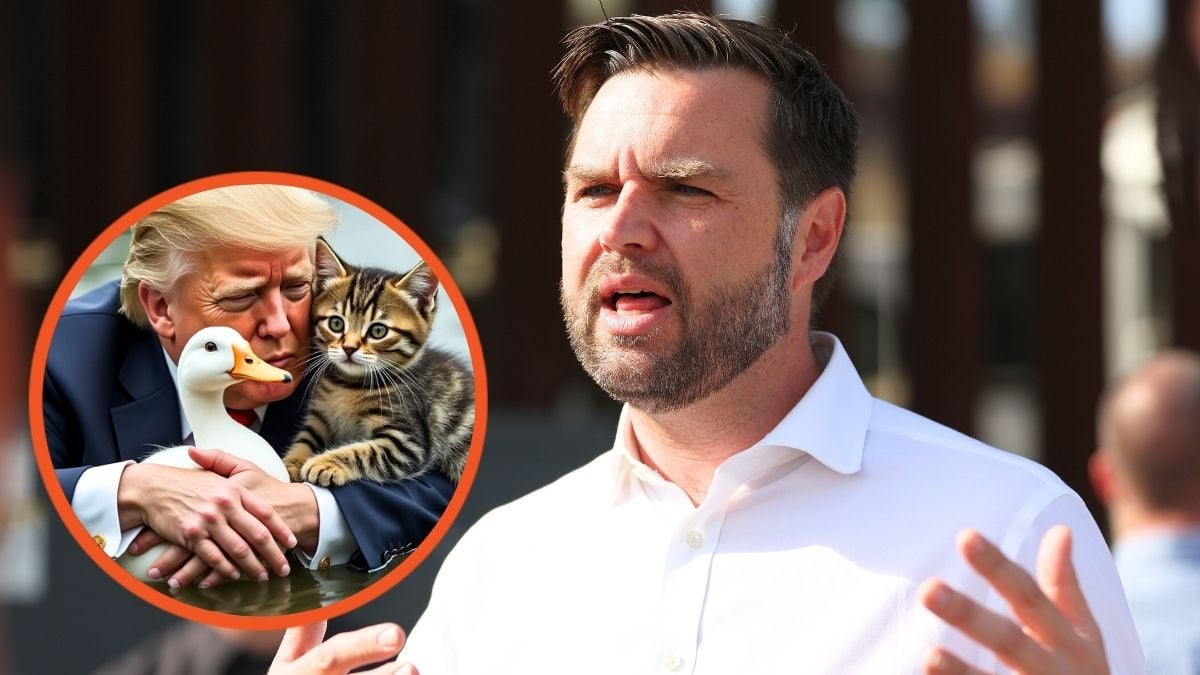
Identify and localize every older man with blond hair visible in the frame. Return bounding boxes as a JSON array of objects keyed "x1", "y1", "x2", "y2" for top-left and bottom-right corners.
[{"x1": 47, "y1": 184, "x2": 454, "y2": 588}]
